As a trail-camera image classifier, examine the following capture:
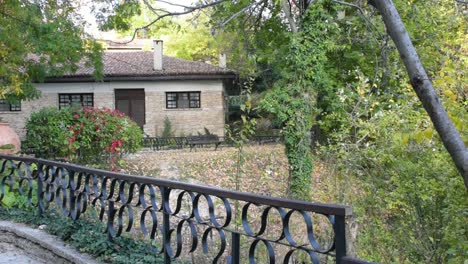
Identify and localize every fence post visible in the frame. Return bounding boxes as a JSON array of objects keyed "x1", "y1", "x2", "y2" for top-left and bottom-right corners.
[
  {"x1": 36, "y1": 163, "x2": 44, "y2": 216},
  {"x1": 334, "y1": 215, "x2": 347, "y2": 264},
  {"x1": 161, "y1": 186, "x2": 171, "y2": 264},
  {"x1": 230, "y1": 232, "x2": 240, "y2": 264},
  {"x1": 107, "y1": 200, "x2": 115, "y2": 241}
]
